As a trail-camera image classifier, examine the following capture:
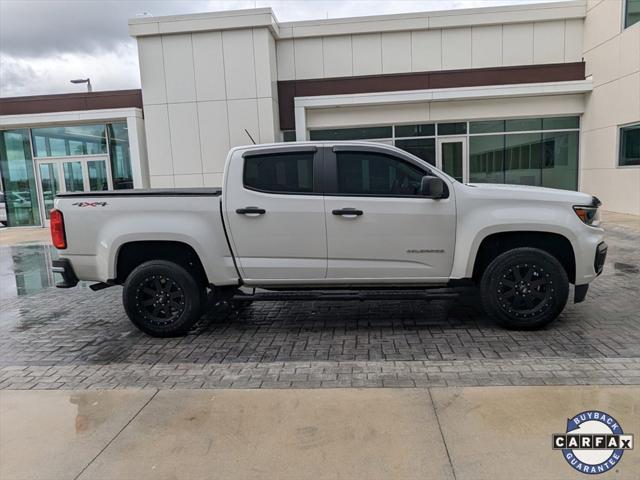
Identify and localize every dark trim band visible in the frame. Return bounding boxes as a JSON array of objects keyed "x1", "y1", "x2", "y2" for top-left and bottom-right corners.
[
  {"x1": 277, "y1": 62, "x2": 586, "y2": 130},
  {"x1": 0, "y1": 89, "x2": 143, "y2": 116},
  {"x1": 56, "y1": 188, "x2": 221, "y2": 198}
]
